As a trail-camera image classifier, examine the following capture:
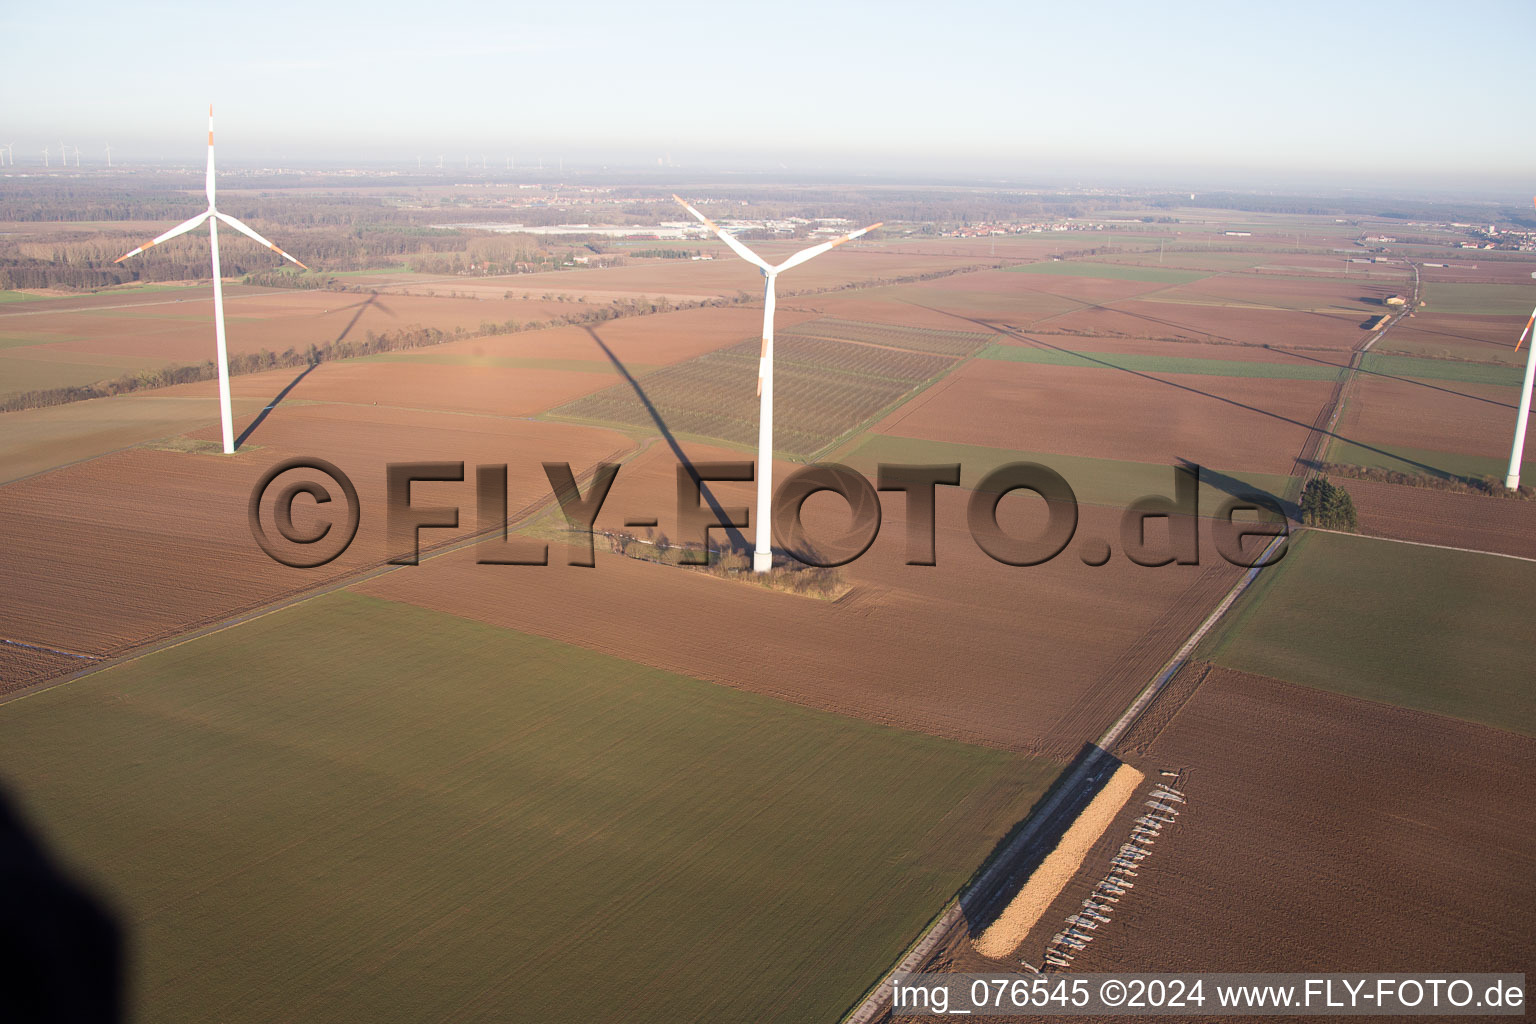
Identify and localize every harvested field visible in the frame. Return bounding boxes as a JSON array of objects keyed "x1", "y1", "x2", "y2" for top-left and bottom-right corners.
[
  {"x1": 1334, "y1": 371, "x2": 1521, "y2": 461},
  {"x1": 928, "y1": 666, "x2": 1536, "y2": 979},
  {"x1": 362, "y1": 468, "x2": 1242, "y2": 757},
  {"x1": 0, "y1": 409, "x2": 633, "y2": 669},
  {"x1": 550, "y1": 321, "x2": 973, "y2": 457},
  {"x1": 1204, "y1": 530, "x2": 1536, "y2": 736},
  {"x1": 0, "y1": 591, "x2": 1059, "y2": 1024},
  {"x1": 1344, "y1": 477, "x2": 1536, "y2": 560},
  {"x1": 972, "y1": 763, "x2": 1144, "y2": 958},
  {"x1": 873, "y1": 359, "x2": 1333, "y2": 477},
  {"x1": 1375, "y1": 312, "x2": 1530, "y2": 366}
]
